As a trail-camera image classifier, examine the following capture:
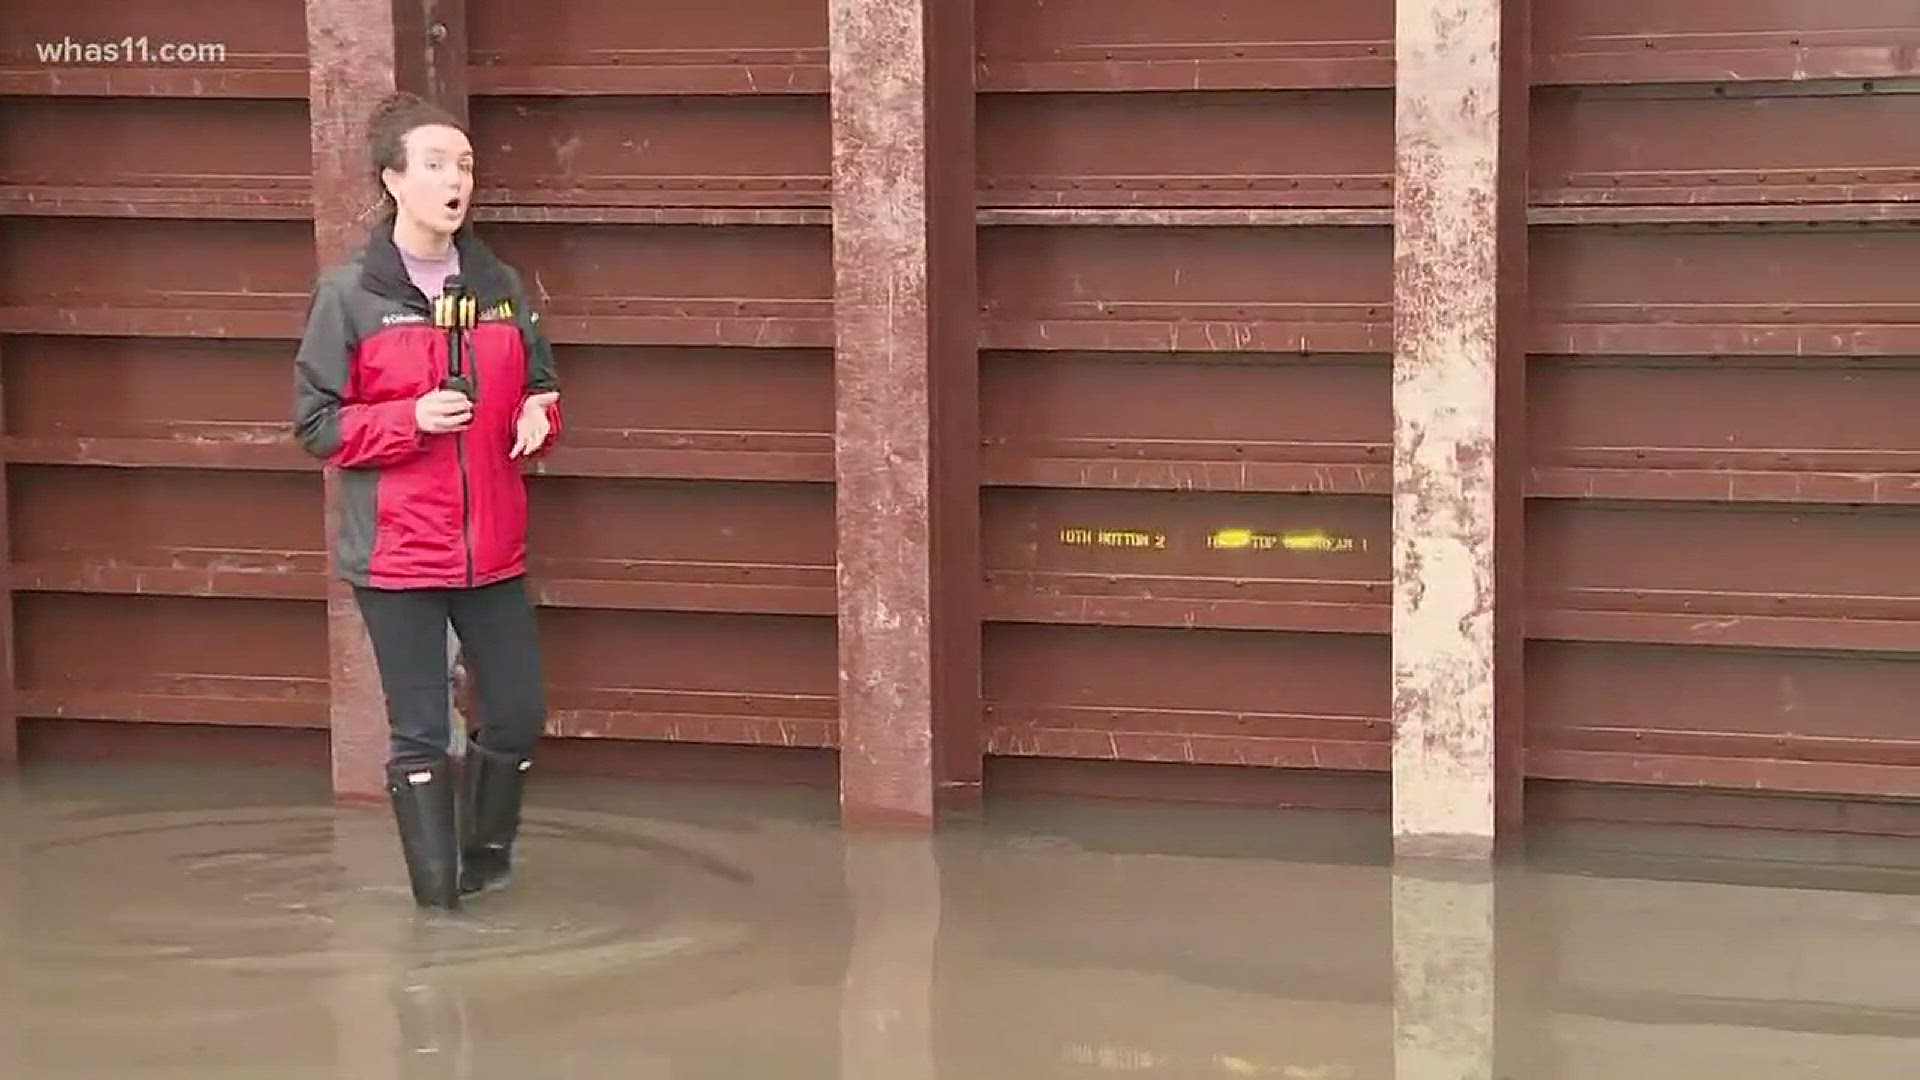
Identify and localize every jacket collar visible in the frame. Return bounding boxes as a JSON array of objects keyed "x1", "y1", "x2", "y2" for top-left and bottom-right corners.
[{"x1": 356, "y1": 207, "x2": 514, "y2": 309}]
